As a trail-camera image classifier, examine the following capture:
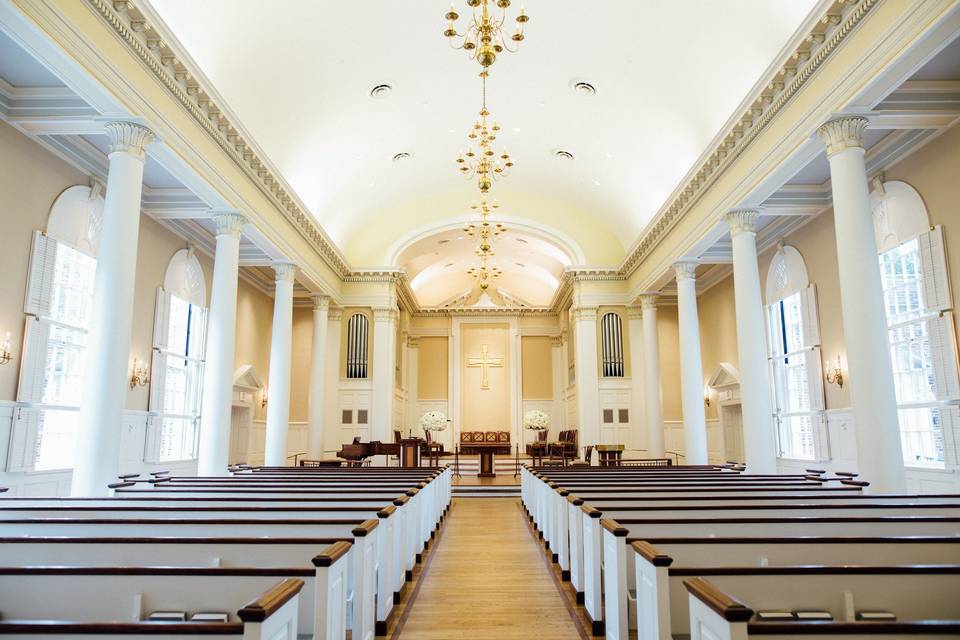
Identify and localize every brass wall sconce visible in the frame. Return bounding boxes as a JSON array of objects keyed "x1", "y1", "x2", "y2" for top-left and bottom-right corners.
[
  {"x1": 129, "y1": 357, "x2": 150, "y2": 389},
  {"x1": 0, "y1": 332, "x2": 12, "y2": 365},
  {"x1": 825, "y1": 354, "x2": 845, "y2": 389}
]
